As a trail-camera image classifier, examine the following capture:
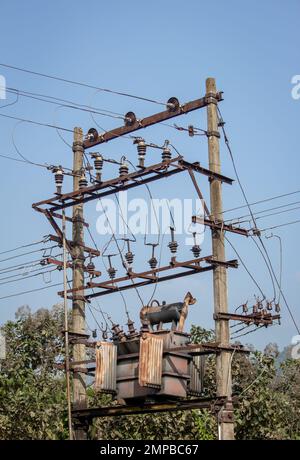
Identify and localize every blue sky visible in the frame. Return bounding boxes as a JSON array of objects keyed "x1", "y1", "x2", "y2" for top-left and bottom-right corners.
[{"x1": 0, "y1": 0, "x2": 299, "y2": 350}]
